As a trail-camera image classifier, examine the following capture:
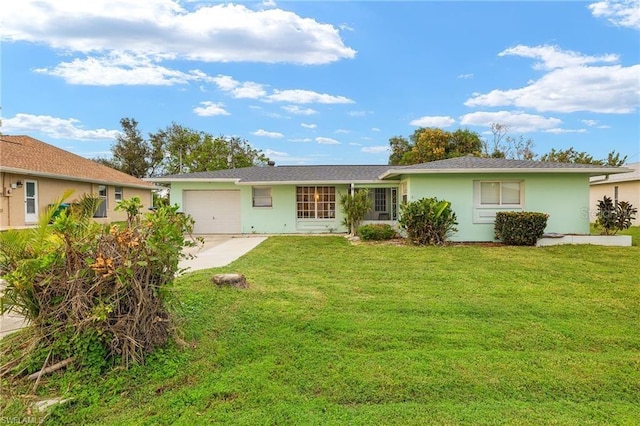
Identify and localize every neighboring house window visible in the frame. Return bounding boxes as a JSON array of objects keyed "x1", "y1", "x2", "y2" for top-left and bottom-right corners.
[
  {"x1": 614, "y1": 186, "x2": 619, "y2": 207},
  {"x1": 400, "y1": 182, "x2": 408, "y2": 204},
  {"x1": 296, "y1": 186, "x2": 335, "y2": 219},
  {"x1": 114, "y1": 186, "x2": 123, "y2": 202},
  {"x1": 253, "y1": 187, "x2": 272, "y2": 207},
  {"x1": 374, "y1": 188, "x2": 387, "y2": 212},
  {"x1": 94, "y1": 185, "x2": 108, "y2": 218},
  {"x1": 478, "y1": 181, "x2": 522, "y2": 206}
]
